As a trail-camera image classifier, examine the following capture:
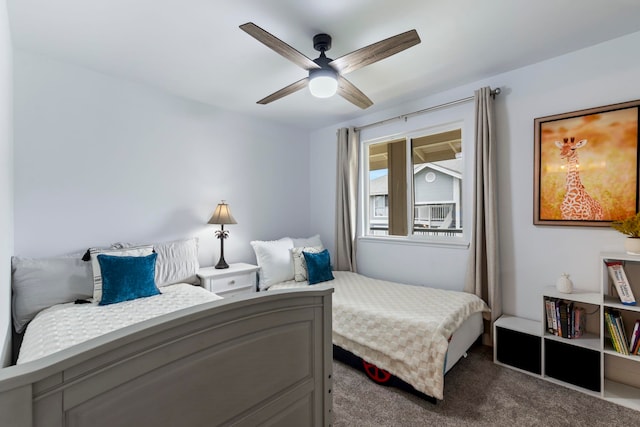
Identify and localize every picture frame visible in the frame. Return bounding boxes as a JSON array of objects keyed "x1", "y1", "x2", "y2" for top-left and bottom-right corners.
[{"x1": 534, "y1": 99, "x2": 640, "y2": 226}]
